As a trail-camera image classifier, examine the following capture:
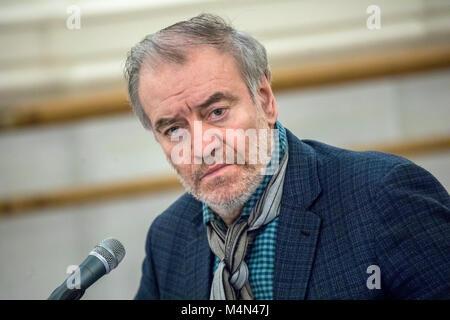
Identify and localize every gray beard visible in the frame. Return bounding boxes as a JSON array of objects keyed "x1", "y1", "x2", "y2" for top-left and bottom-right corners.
[
  {"x1": 174, "y1": 165, "x2": 264, "y2": 218},
  {"x1": 169, "y1": 110, "x2": 273, "y2": 218}
]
